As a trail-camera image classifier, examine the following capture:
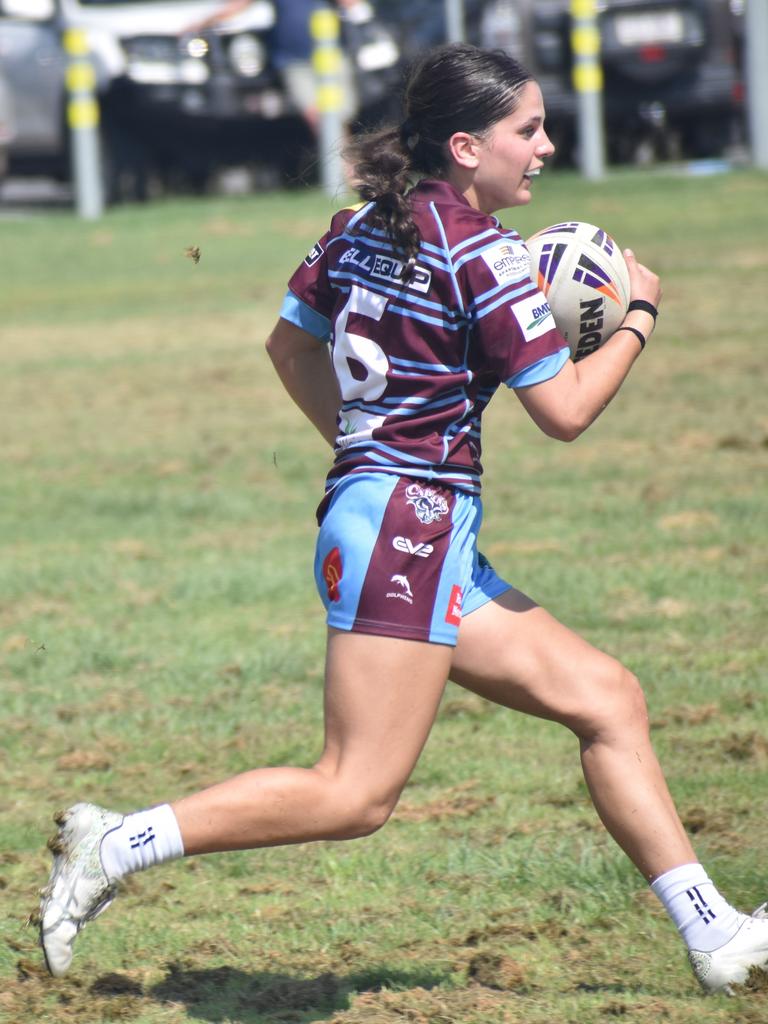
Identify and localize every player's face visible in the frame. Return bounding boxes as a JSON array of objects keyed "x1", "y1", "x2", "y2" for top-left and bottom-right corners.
[{"x1": 471, "y1": 81, "x2": 554, "y2": 214}]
